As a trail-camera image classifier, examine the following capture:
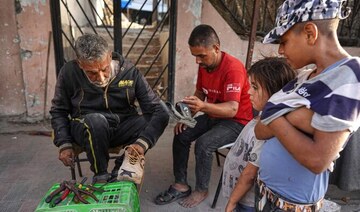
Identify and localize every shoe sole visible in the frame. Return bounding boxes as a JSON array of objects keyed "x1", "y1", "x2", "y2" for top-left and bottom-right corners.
[{"x1": 117, "y1": 175, "x2": 142, "y2": 184}]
